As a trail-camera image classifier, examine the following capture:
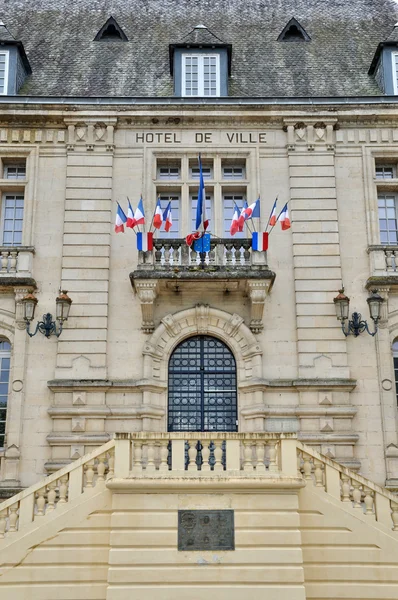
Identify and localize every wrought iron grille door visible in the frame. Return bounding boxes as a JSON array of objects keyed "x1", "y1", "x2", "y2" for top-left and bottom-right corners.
[{"x1": 168, "y1": 336, "x2": 238, "y2": 432}]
